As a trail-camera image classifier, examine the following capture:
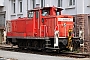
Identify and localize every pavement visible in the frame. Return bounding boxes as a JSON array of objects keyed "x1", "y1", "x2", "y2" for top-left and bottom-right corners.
[{"x1": 0, "y1": 50, "x2": 90, "y2": 60}]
